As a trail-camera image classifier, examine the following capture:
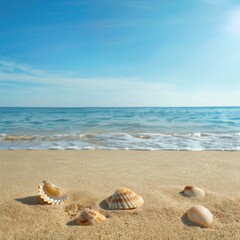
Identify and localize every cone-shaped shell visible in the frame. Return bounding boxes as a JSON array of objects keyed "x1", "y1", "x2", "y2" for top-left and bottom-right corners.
[
  {"x1": 106, "y1": 187, "x2": 144, "y2": 210},
  {"x1": 38, "y1": 180, "x2": 68, "y2": 205},
  {"x1": 187, "y1": 205, "x2": 213, "y2": 228},
  {"x1": 76, "y1": 208, "x2": 106, "y2": 225},
  {"x1": 183, "y1": 186, "x2": 205, "y2": 198}
]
